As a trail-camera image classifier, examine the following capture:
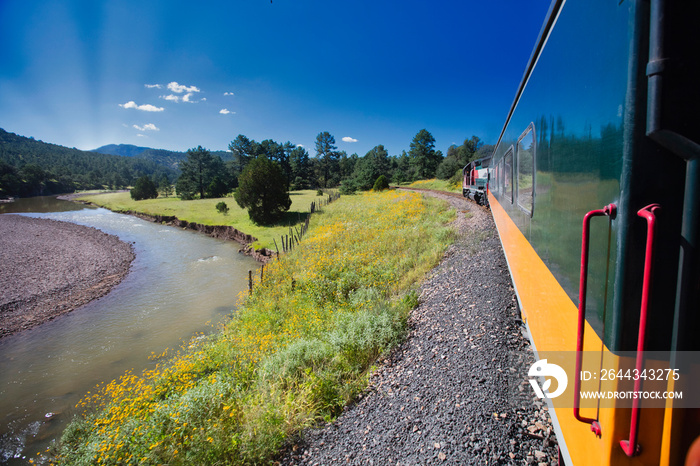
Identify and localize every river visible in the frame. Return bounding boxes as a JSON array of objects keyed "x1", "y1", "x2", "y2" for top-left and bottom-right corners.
[{"x1": 0, "y1": 196, "x2": 259, "y2": 464}]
